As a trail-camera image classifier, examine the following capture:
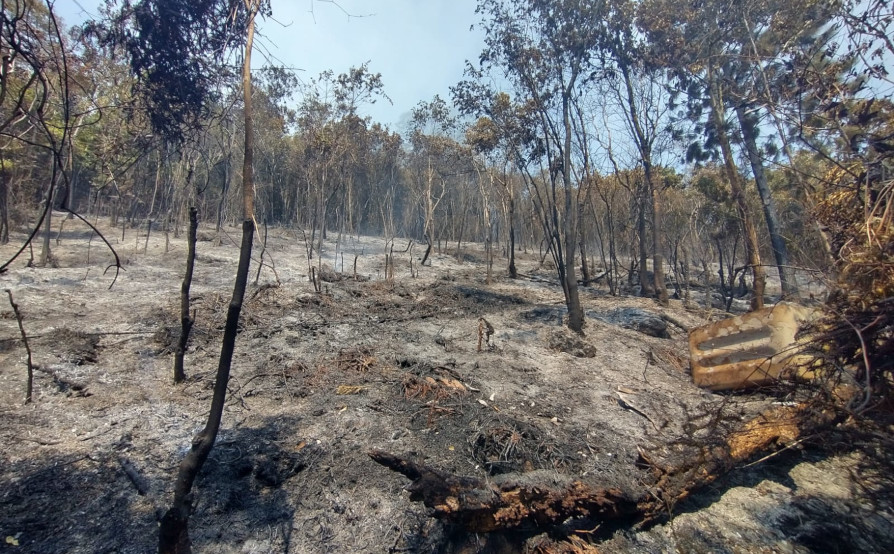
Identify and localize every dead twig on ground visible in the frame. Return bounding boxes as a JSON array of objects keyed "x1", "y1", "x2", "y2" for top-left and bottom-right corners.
[{"x1": 119, "y1": 457, "x2": 150, "y2": 496}]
